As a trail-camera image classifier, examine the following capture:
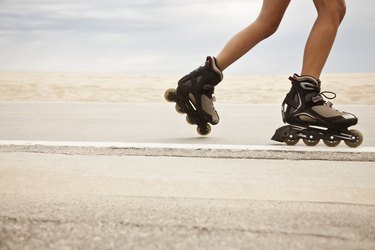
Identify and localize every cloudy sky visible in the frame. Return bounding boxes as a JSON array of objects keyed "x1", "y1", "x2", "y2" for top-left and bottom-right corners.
[{"x1": 0, "y1": 0, "x2": 374, "y2": 74}]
